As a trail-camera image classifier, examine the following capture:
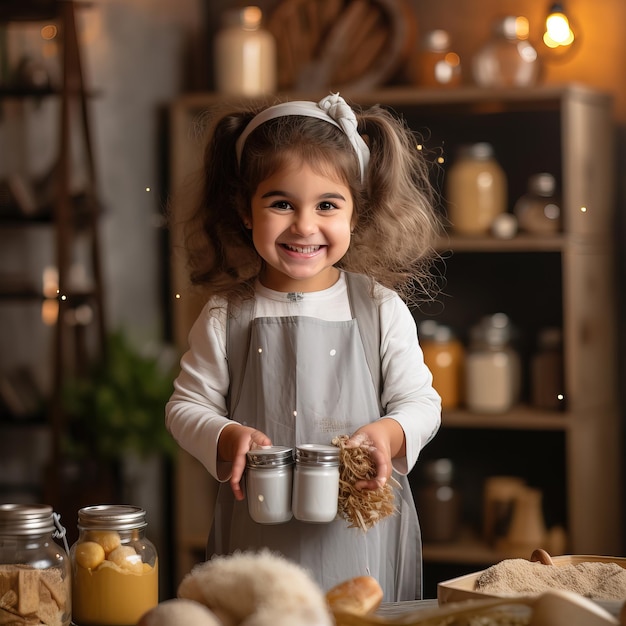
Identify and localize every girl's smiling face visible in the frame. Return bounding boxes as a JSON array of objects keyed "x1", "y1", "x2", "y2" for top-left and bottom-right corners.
[{"x1": 249, "y1": 160, "x2": 354, "y2": 293}]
